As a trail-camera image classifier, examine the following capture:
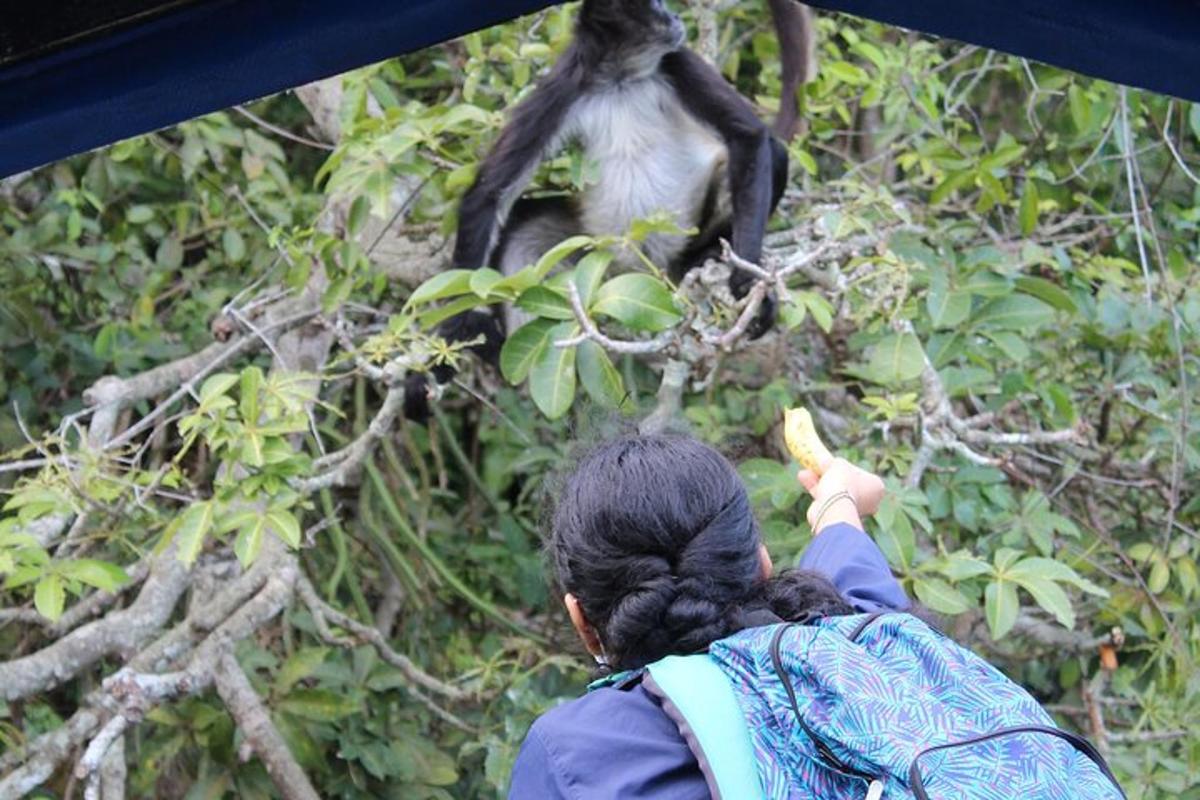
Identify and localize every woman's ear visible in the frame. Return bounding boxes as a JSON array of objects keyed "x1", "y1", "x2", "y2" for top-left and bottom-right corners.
[
  {"x1": 564, "y1": 593, "x2": 604, "y2": 657},
  {"x1": 759, "y1": 544, "x2": 774, "y2": 580}
]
